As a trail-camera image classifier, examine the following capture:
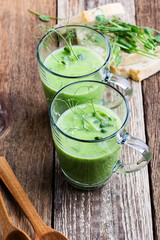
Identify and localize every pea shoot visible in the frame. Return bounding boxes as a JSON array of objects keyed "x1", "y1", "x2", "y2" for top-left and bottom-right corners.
[
  {"x1": 94, "y1": 15, "x2": 160, "y2": 66},
  {"x1": 33, "y1": 24, "x2": 79, "y2": 65},
  {"x1": 28, "y1": 9, "x2": 64, "y2": 22}
]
